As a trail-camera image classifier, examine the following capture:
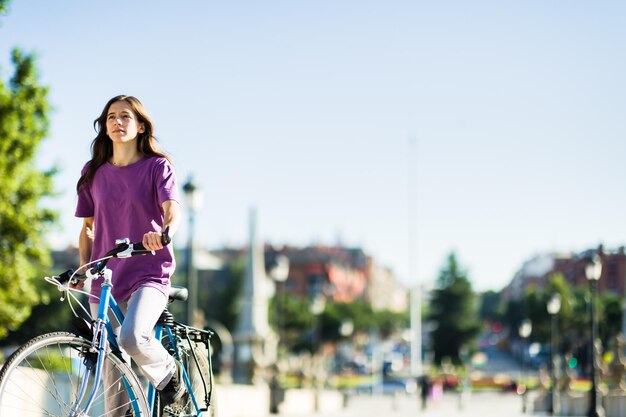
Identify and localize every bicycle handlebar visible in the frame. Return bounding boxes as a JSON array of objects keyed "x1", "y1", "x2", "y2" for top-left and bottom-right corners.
[
  {"x1": 55, "y1": 227, "x2": 171, "y2": 285},
  {"x1": 120, "y1": 226, "x2": 172, "y2": 255}
]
